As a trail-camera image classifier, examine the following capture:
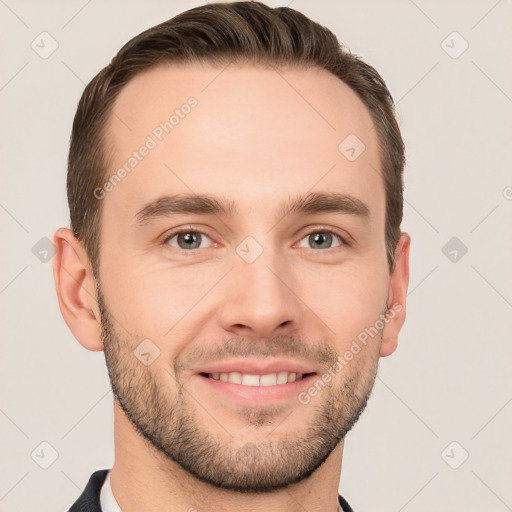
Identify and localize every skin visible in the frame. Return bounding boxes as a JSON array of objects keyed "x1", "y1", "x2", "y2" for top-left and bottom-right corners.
[{"x1": 53, "y1": 62, "x2": 410, "y2": 512}]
